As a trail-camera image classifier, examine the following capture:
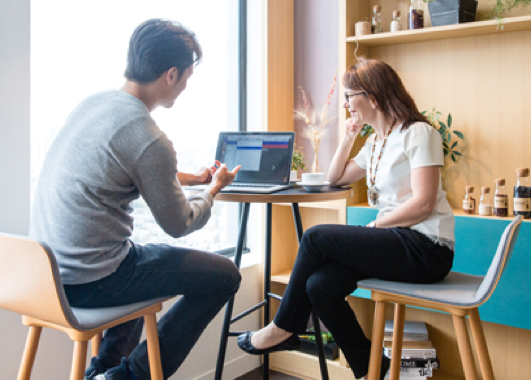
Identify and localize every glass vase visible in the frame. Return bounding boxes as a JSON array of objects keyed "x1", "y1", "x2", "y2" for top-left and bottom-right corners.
[{"x1": 311, "y1": 146, "x2": 321, "y2": 173}]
